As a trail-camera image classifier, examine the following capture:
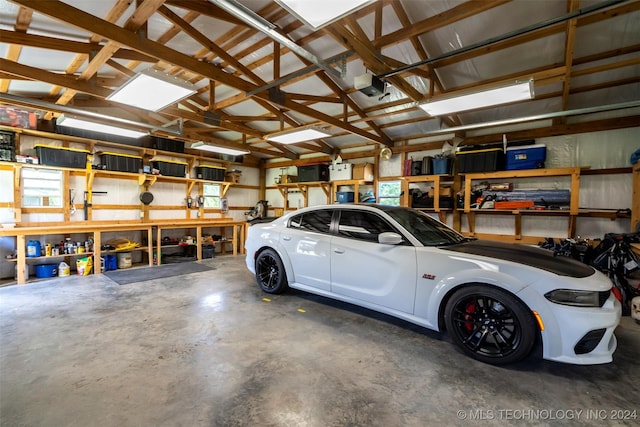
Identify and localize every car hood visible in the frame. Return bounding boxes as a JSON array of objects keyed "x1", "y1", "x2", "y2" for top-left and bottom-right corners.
[{"x1": 440, "y1": 240, "x2": 596, "y2": 278}]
